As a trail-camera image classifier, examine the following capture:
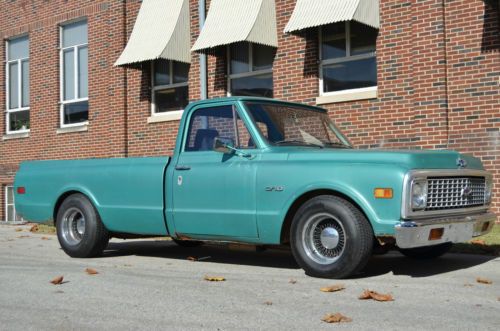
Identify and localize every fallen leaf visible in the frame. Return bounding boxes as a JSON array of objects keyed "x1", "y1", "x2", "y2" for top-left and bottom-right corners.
[
  {"x1": 476, "y1": 277, "x2": 492, "y2": 285},
  {"x1": 41, "y1": 237, "x2": 50, "y2": 240},
  {"x1": 263, "y1": 301, "x2": 273, "y2": 306},
  {"x1": 85, "y1": 268, "x2": 98, "y2": 275},
  {"x1": 289, "y1": 279, "x2": 297, "y2": 284},
  {"x1": 15, "y1": 228, "x2": 23, "y2": 232},
  {"x1": 17, "y1": 235, "x2": 30, "y2": 239},
  {"x1": 321, "y1": 313, "x2": 352, "y2": 323},
  {"x1": 30, "y1": 225, "x2": 39, "y2": 233},
  {"x1": 320, "y1": 284, "x2": 345, "y2": 292},
  {"x1": 187, "y1": 256, "x2": 197, "y2": 261},
  {"x1": 359, "y1": 290, "x2": 394, "y2": 302},
  {"x1": 50, "y1": 276, "x2": 64, "y2": 285},
  {"x1": 471, "y1": 239, "x2": 486, "y2": 246},
  {"x1": 204, "y1": 276, "x2": 226, "y2": 282}
]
